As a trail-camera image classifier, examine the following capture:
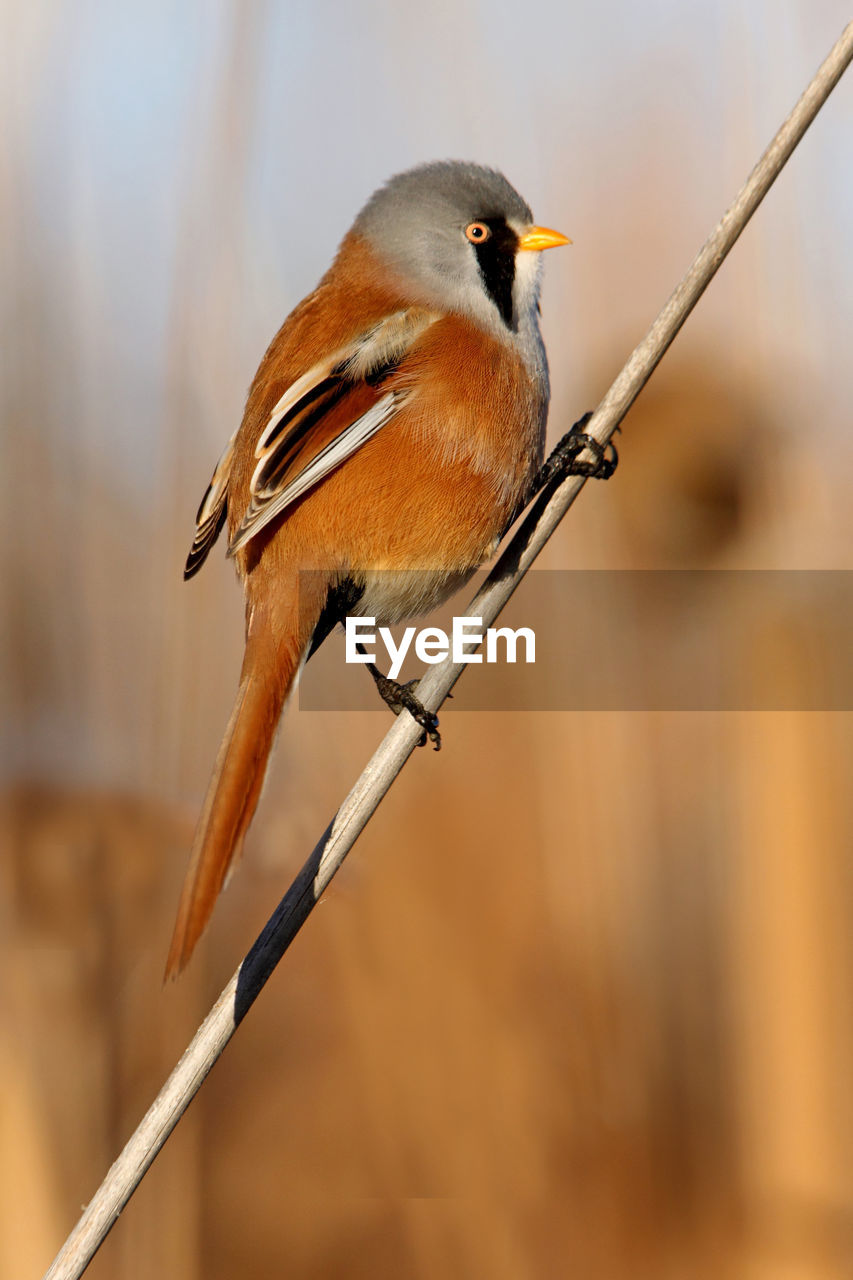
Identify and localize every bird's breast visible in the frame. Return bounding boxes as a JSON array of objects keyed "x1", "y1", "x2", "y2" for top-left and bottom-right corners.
[{"x1": 389, "y1": 313, "x2": 548, "y2": 501}]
